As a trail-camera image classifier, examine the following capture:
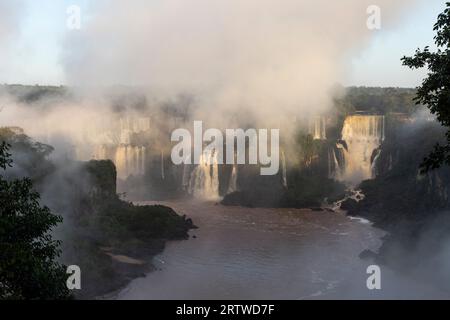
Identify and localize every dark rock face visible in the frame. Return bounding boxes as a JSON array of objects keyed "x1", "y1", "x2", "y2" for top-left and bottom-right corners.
[
  {"x1": 222, "y1": 147, "x2": 346, "y2": 209},
  {"x1": 84, "y1": 160, "x2": 117, "y2": 200},
  {"x1": 343, "y1": 119, "x2": 450, "y2": 229},
  {"x1": 359, "y1": 249, "x2": 378, "y2": 260},
  {"x1": 340, "y1": 199, "x2": 359, "y2": 214},
  {"x1": 222, "y1": 174, "x2": 346, "y2": 209},
  {"x1": 342, "y1": 118, "x2": 450, "y2": 291}
]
